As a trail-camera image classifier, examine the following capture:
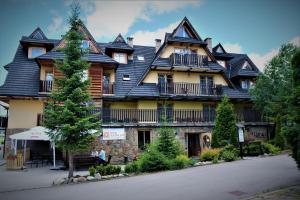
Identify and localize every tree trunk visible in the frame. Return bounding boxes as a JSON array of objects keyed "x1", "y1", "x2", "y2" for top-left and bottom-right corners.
[{"x1": 68, "y1": 151, "x2": 74, "y2": 179}]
